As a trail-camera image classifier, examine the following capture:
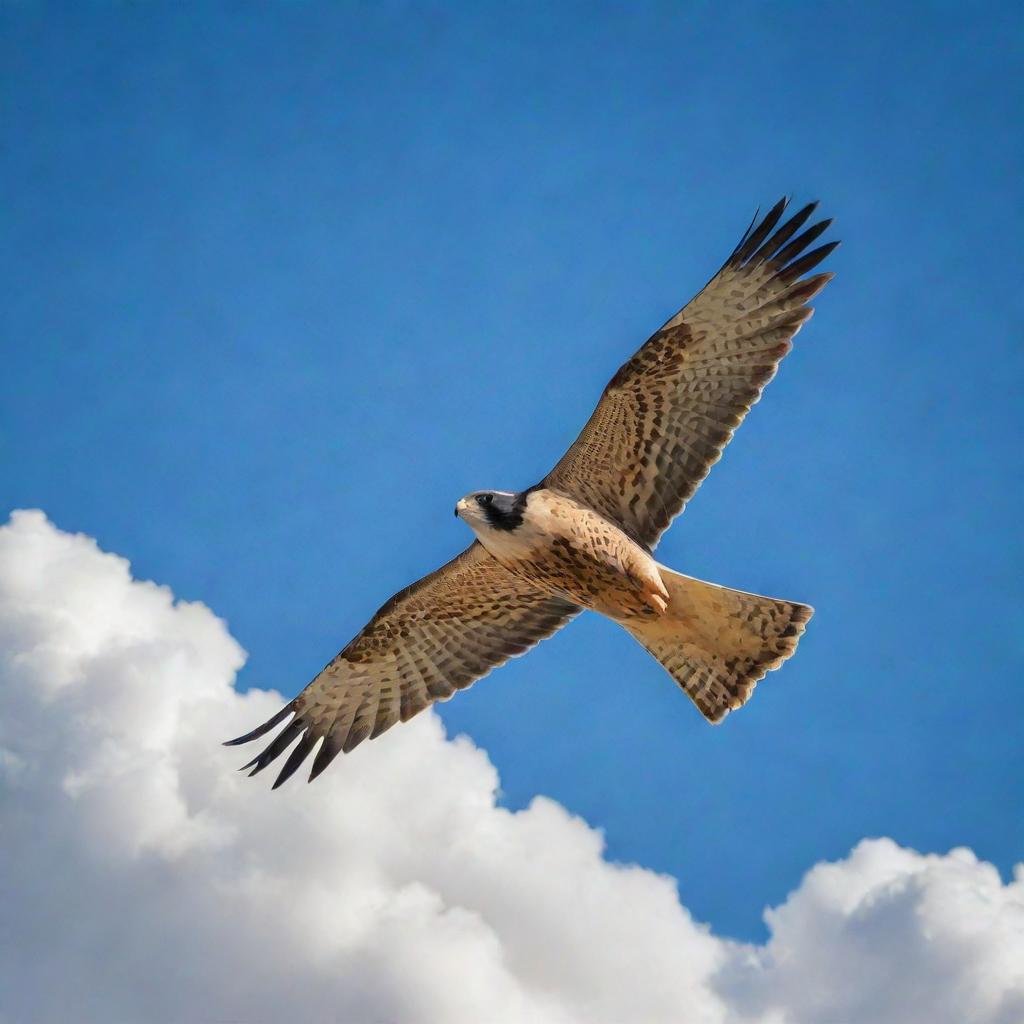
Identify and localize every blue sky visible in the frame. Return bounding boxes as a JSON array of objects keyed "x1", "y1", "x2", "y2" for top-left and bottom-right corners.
[{"x1": 3, "y1": 1, "x2": 1021, "y2": 942}]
